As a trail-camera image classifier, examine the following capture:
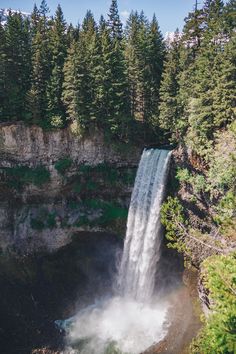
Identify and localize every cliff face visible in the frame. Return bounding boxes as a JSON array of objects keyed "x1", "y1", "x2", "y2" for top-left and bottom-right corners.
[
  {"x1": 0, "y1": 123, "x2": 140, "y2": 254},
  {"x1": 0, "y1": 122, "x2": 139, "y2": 167}
]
